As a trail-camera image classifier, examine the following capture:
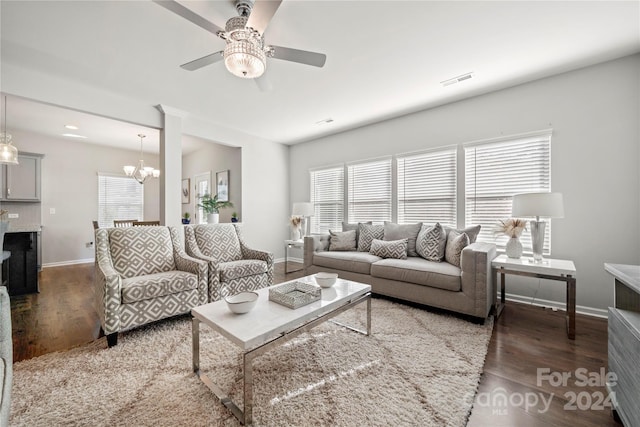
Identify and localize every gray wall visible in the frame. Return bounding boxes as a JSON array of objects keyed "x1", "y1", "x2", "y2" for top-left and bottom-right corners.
[
  {"x1": 289, "y1": 54, "x2": 640, "y2": 315},
  {"x1": 182, "y1": 138, "x2": 242, "y2": 224},
  {"x1": 4, "y1": 130, "x2": 160, "y2": 266}
]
